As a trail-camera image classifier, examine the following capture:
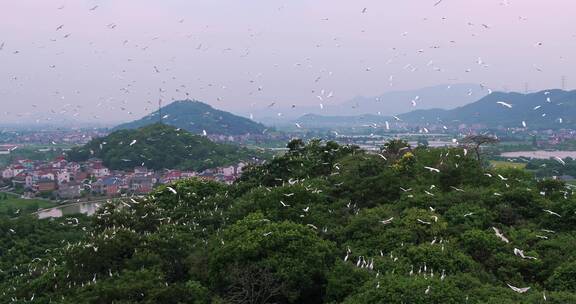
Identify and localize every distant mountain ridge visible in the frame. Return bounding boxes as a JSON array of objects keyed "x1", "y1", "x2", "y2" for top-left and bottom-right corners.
[
  {"x1": 339, "y1": 83, "x2": 486, "y2": 116},
  {"x1": 114, "y1": 100, "x2": 266, "y2": 136},
  {"x1": 294, "y1": 89, "x2": 576, "y2": 129},
  {"x1": 251, "y1": 84, "x2": 485, "y2": 124},
  {"x1": 405, "y1": 89, "x2": 576, "y2": 128}
]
